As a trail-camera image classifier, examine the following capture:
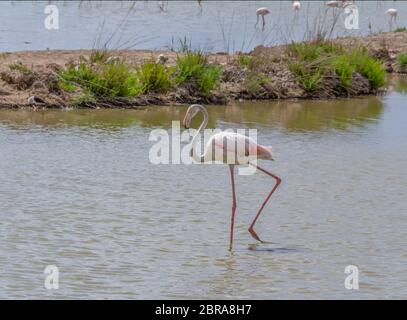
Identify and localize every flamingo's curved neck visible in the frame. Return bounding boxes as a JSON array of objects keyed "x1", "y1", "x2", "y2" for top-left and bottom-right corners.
[{"x1": 190, "y1": 105, "x2": 209, "y2": 163}]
